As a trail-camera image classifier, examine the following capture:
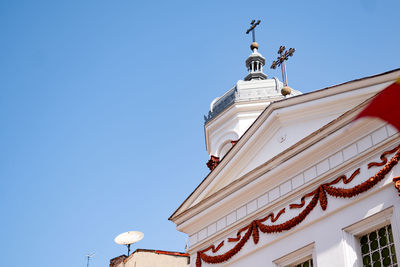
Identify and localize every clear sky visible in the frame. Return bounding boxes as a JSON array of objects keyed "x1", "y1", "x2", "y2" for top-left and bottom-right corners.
[{"x1": 0, "y1": 0, "x2": 399, "y2": 266}]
